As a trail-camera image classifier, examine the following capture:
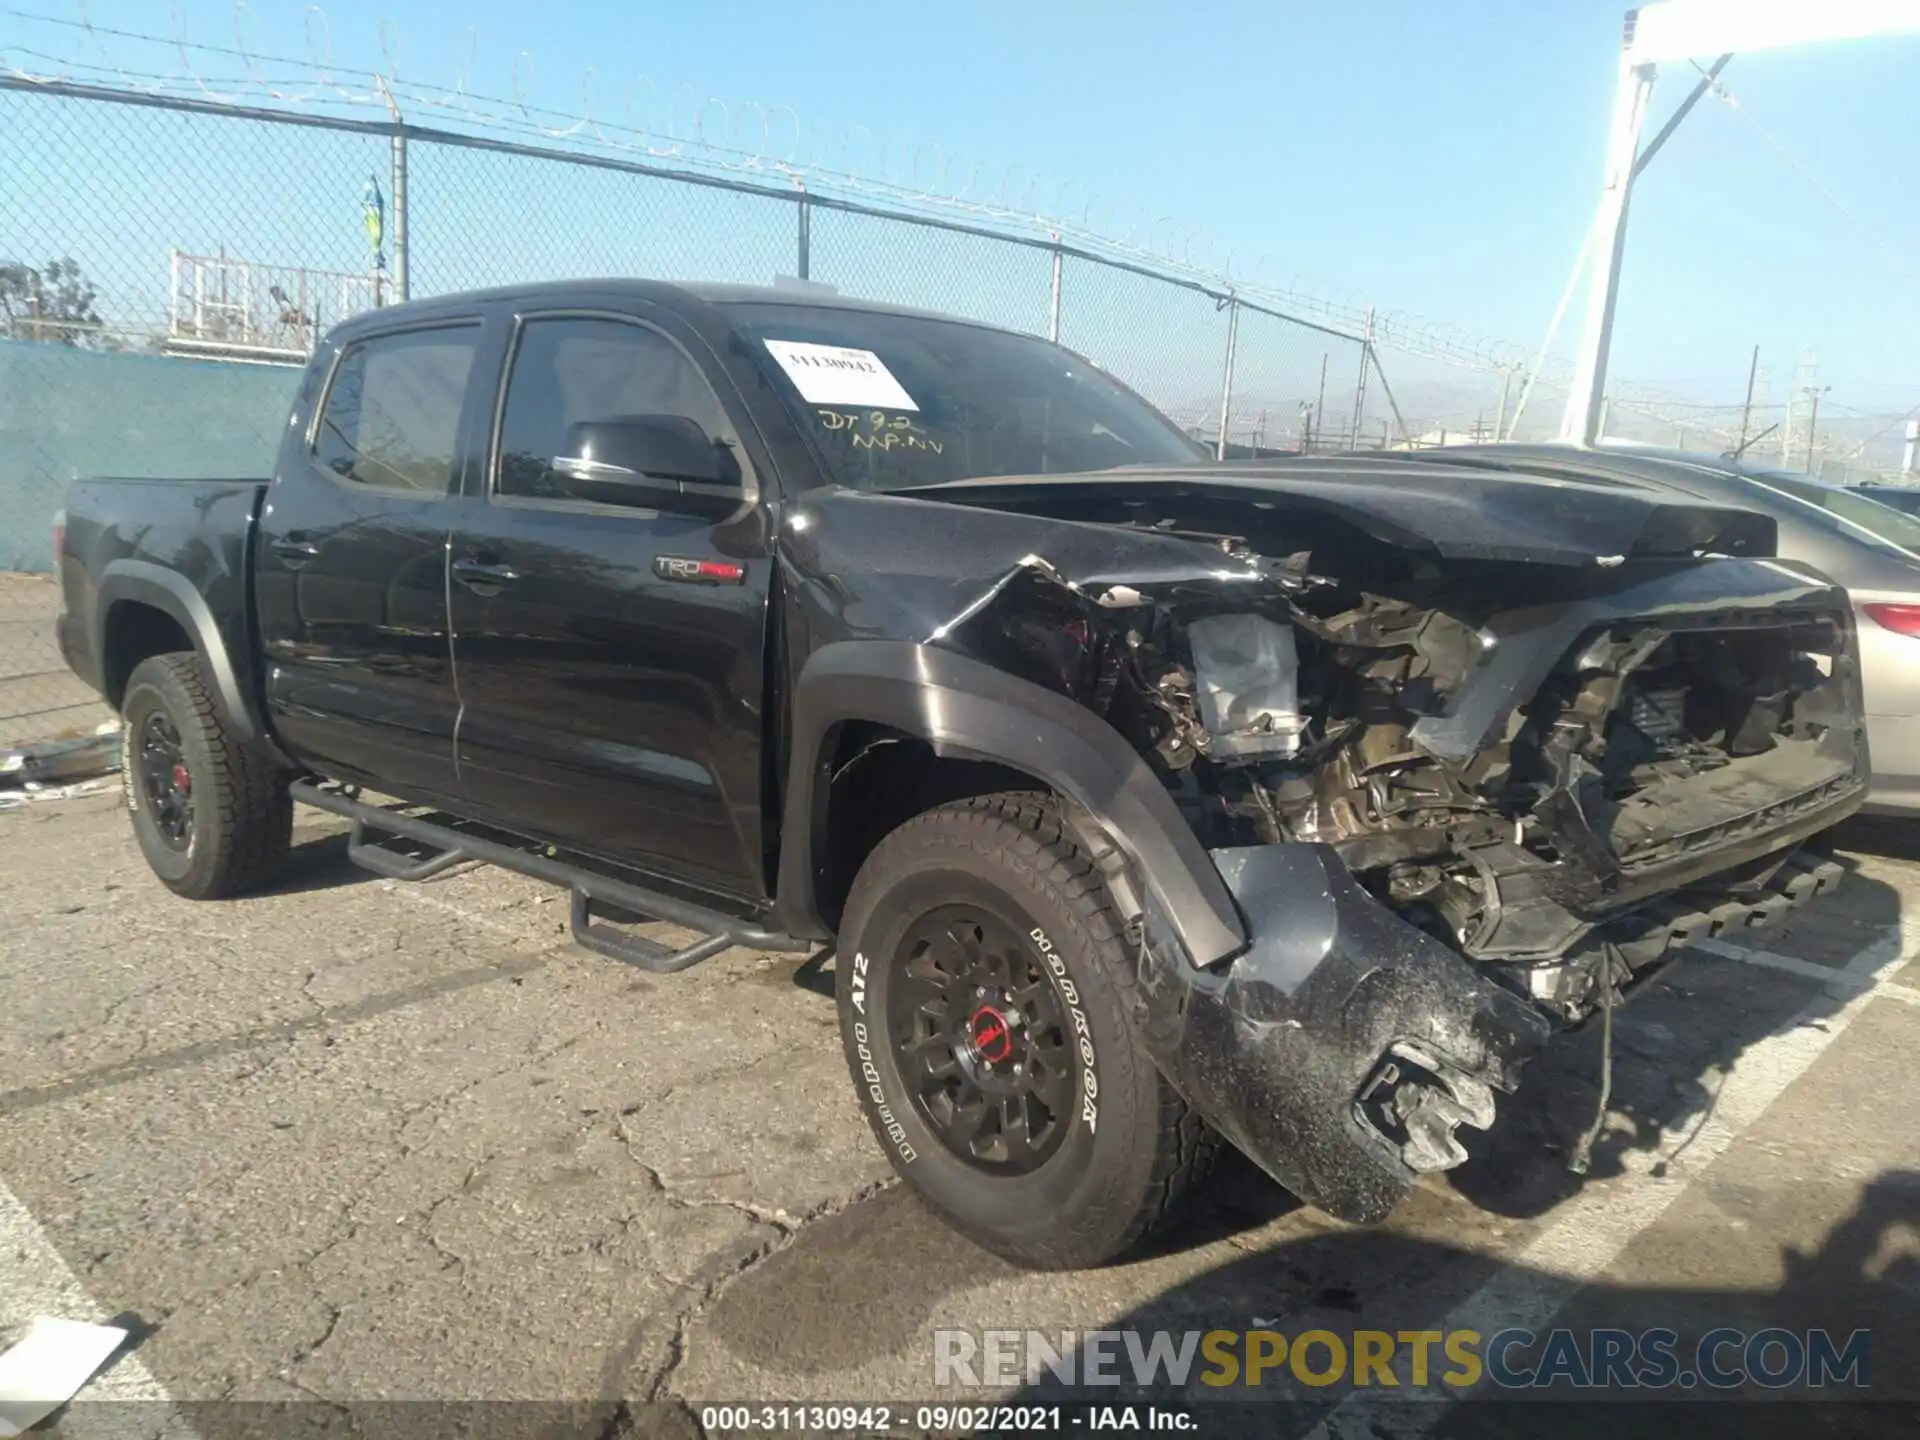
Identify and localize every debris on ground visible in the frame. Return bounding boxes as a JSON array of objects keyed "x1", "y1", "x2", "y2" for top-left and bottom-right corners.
[
  {"x1": 0, "y1": 778, "x2": 118, "y2": 813},
  {"x1": 0, "y1": 721, "x2": 121, "y2": 790}
]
